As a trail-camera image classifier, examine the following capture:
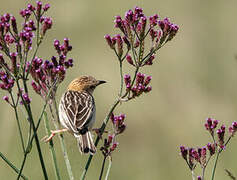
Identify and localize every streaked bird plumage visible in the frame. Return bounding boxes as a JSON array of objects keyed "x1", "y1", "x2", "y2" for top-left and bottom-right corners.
[{"x1": 58, "y1": 76, "x2": 106, "y2": 154}]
